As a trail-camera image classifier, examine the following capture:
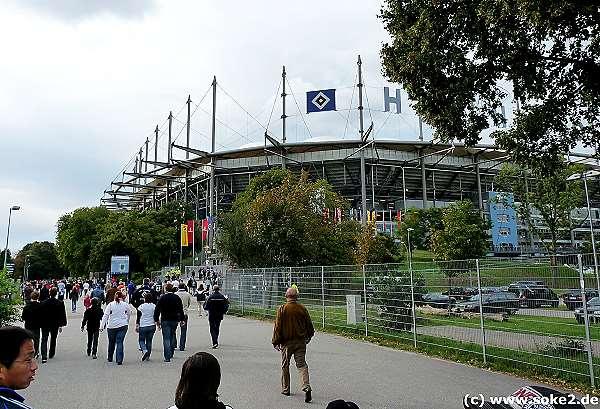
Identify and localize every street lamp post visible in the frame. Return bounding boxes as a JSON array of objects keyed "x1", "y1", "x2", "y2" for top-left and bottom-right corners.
[
  {"x1": 583, "y1": 173, "x2": 599, "y2": 292},
  {"x1": 567, "y1": 170, "x2": 599, "y2": 293},
  {"x1": 407, "y1": 227, "x2": 417, "y2": 348},
  {"x1": 3, "y1": 205, "x2": 20, "y2": 271}
]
